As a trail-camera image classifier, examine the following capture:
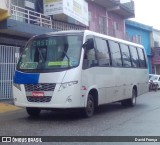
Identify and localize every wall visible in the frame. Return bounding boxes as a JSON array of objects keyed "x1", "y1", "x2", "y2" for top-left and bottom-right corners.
[
  {"x1": 88, "y1": 2, "x2": 125, "y2": 39},
  {"x1": 152, "y1": 48, "x2": 160, "y2": 64},
  {"x1": 108, "y1": 12, "x2": 125, "y2": 38},
  {"x1": 0, "y1": 0, "x2": 10, "y2": 21},
  {"x1": 0, "y1": 19, "x2": 54, "y2": 46},
  {"x1": 0, "y1": 0, "x2": 9, "y2": 10},
  {"x1": 151, "y1": 47, "x2": 160, "y2": 74},
  {"x1": 88, "y1": 2, "x2": 106, "y2": 33},
  {"x1": 151, "y1": 29, "x2": 160, "y2": 47}
]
